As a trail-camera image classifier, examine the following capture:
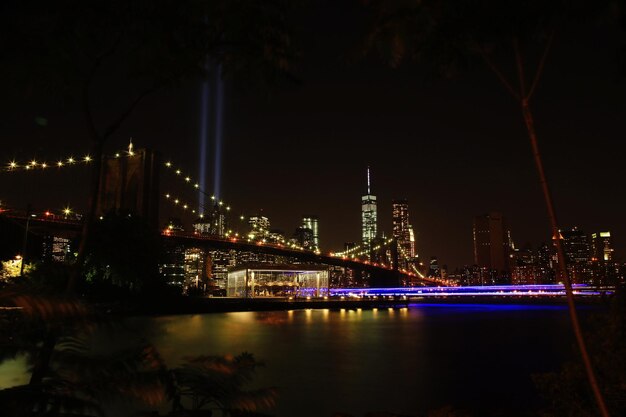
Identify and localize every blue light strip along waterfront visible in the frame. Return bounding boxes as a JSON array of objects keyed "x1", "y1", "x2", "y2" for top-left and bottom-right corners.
[{"x1": 330, "y1": 284, "x2": 612, "y2": 298}]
